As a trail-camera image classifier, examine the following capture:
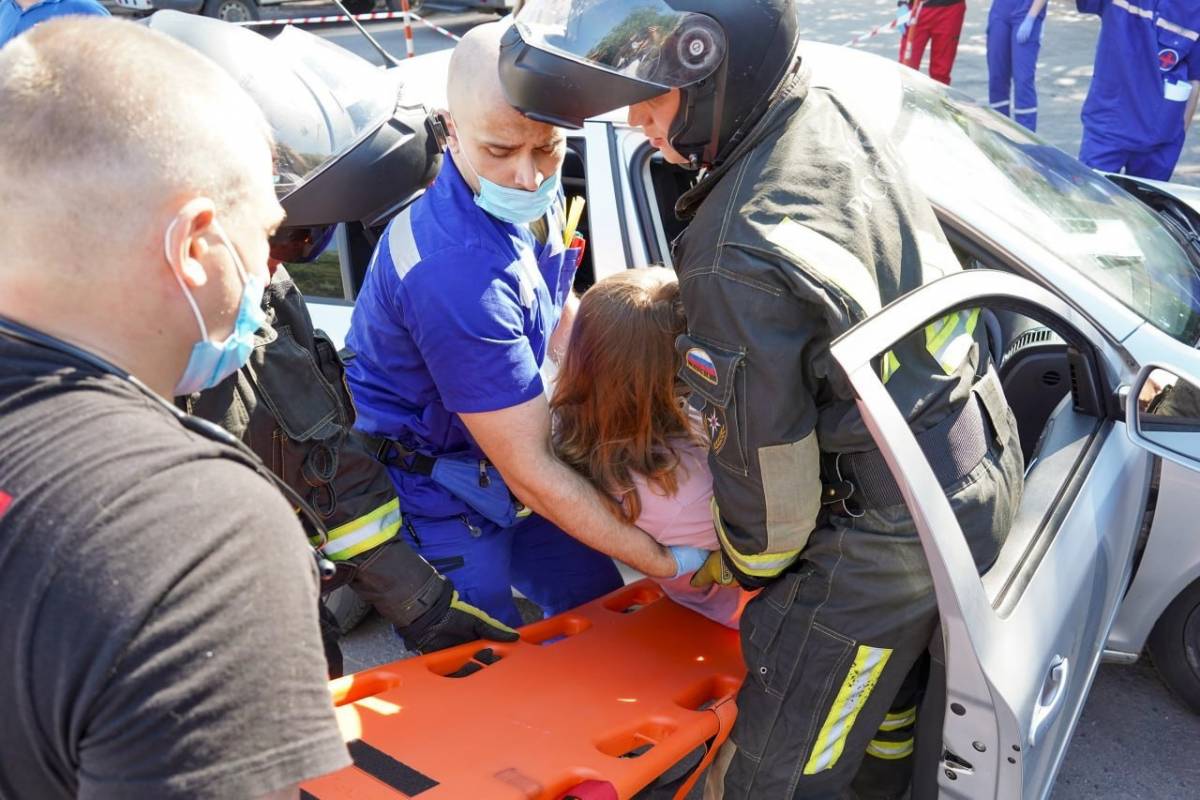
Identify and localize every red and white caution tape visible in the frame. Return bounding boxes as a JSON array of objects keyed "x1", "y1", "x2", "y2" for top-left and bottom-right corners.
[
  {"x1": 237, "y1": 8, "x2": 460, "y2": 40},
  {"x1": 843, "y1": 6, "x2": 913, "y2": 47},
  {"x1": 409, "y1": 10, "x2": 461, "y2": 41}
]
